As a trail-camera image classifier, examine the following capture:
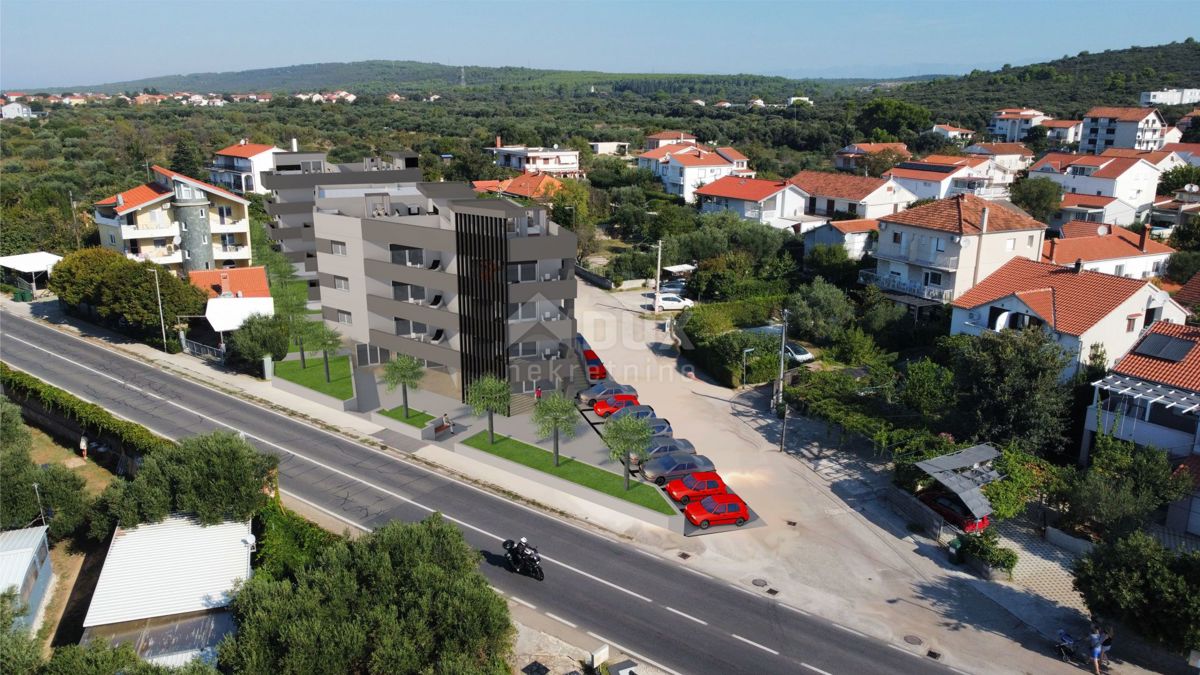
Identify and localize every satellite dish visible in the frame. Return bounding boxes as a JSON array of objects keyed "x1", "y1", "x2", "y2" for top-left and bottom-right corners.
[
  {"x1": 172, "y1": 235, "x2": 182, "y2": 246},
  {"x1": 1185, "y1": 183, "x2": 1199, "y2": 193},
  {"x1": 961, "y1": 238, "x2": 972, "y2": 248},
  {"x1": 1097, "y1": 225, "x2": 1109, "y2": 235}
]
